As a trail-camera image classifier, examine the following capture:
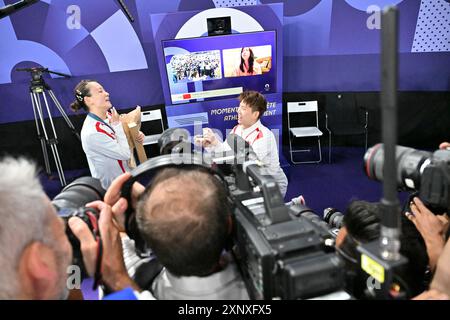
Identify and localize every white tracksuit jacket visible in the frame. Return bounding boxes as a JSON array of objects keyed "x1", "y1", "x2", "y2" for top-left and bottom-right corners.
[
  {"x1": 208, "y1": 120, "x2": 288, "y2": 197},
  {"x1": 80, "y1": 114, "x2": 131, "y2": 190}
]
